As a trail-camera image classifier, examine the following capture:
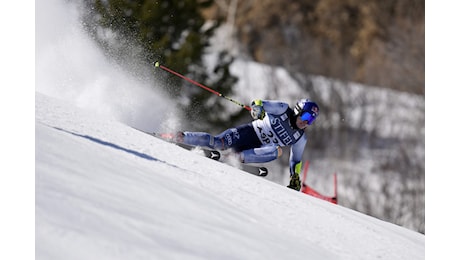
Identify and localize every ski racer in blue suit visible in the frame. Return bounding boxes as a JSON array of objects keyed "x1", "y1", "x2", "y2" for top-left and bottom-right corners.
[{"x1": 180, "y1": 98, "x2": 319, "y2": 191}]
